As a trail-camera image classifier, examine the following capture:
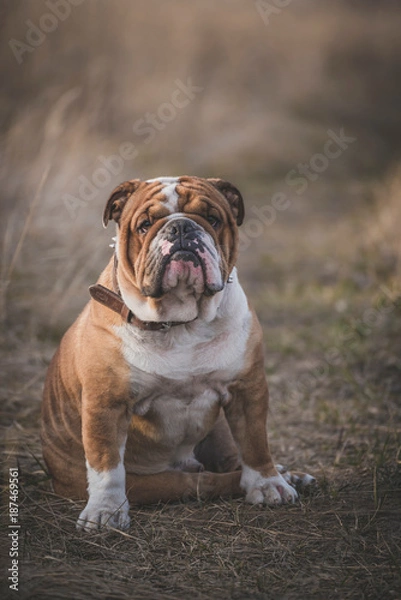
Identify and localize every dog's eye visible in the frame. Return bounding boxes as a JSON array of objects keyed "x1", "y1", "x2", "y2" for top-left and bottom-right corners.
[
  {"x1": 137, "y1": 219, "x2": 152, "y2": 234},
  {"x1": 207, "y1": 215, "x2": 221, "y2": 229}
]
